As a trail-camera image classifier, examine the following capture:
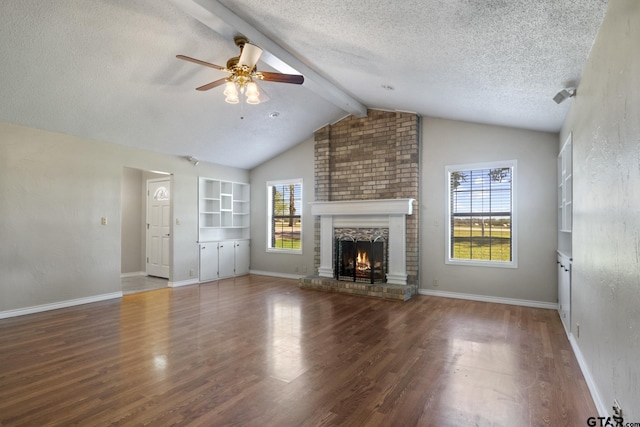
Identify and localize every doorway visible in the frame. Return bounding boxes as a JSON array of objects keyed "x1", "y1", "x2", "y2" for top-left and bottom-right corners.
[{"x1": 120, "y1": 167, "x2": 172, "y2": 294}]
